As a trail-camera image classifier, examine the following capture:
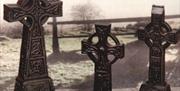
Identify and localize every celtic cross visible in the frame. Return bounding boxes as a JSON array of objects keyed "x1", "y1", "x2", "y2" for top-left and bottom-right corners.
[
  {"x1": 138, "y1": 5, "x2": 178, "y2": 91},
  {"x1": 82, "y1": 24, "x2": 124, "y2": 91},
  {"x1": 4, "y1": 0, "x2": 62, "y2": 91}
]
